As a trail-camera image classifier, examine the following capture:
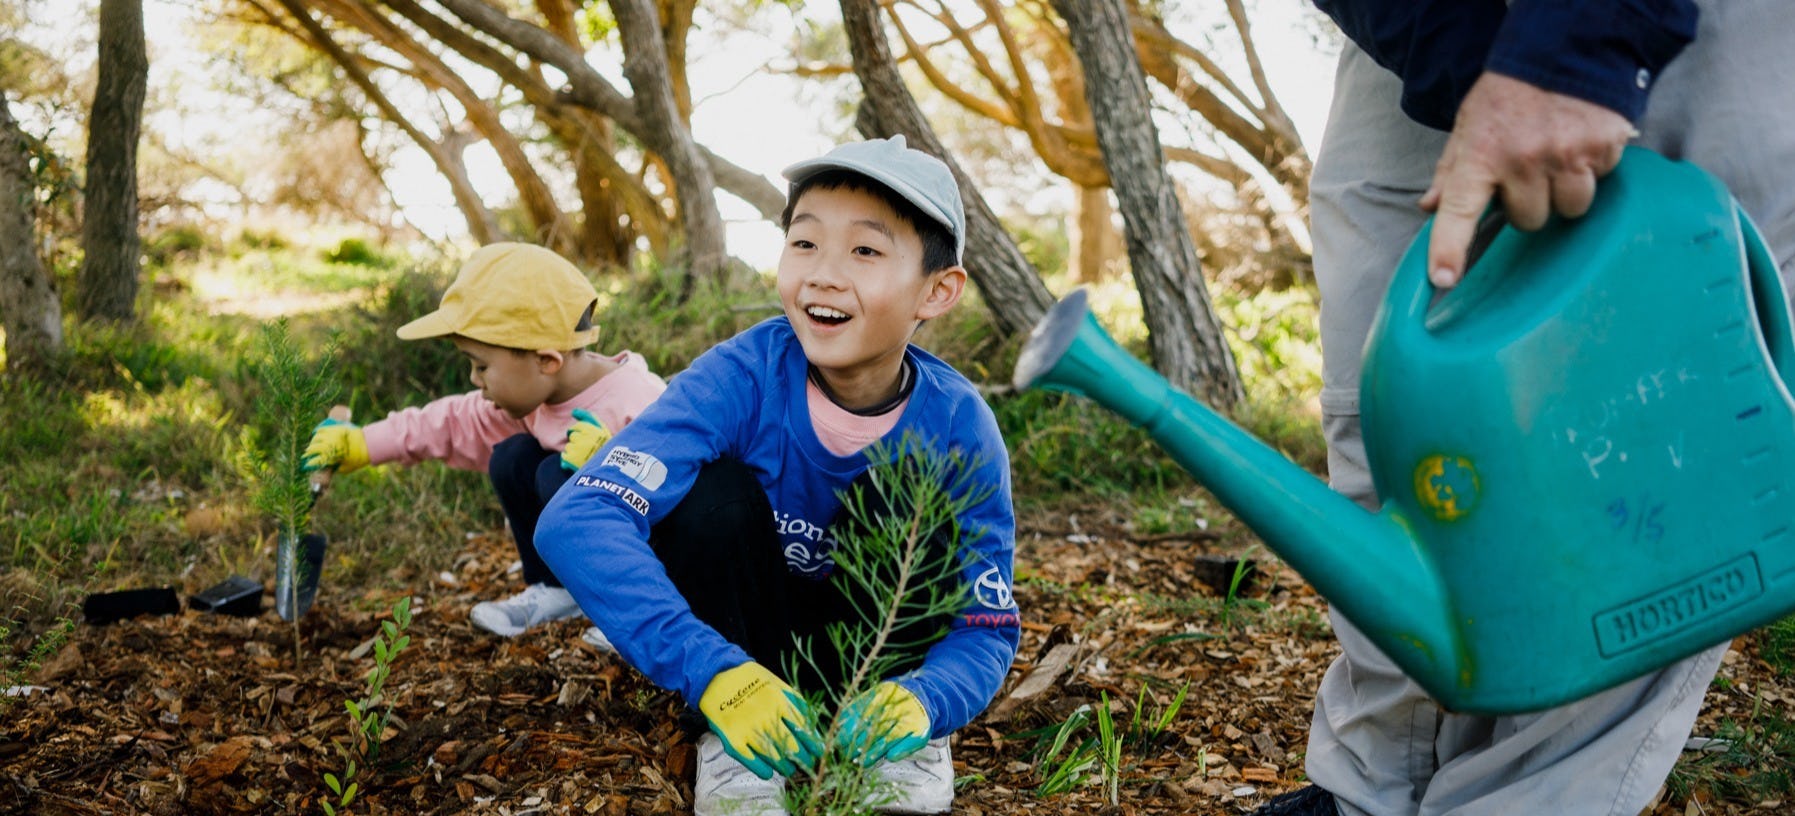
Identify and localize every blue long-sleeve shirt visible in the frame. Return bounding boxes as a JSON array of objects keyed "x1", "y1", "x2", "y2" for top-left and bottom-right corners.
[
  {"x1": 536, "y1": 317, "x2": 1020, "y2": 738},
  {"x1": 1313, "y1": 0, "x2": 1699, "y2": 130}
]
